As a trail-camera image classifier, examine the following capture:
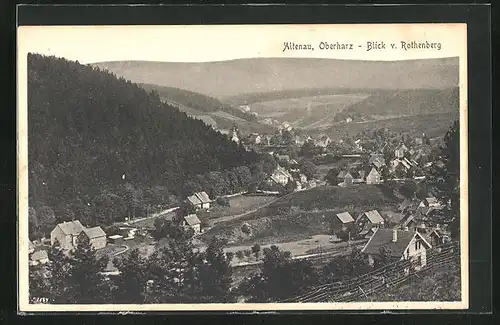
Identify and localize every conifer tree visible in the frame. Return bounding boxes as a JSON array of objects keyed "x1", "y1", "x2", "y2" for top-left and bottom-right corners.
[
  {"x1": 198, "y1": 237, "x2": 234, "y2": 302},
  {"x1": 112, "y1": 248, "x2": 149, "y2": 303},
  {"x1": 66, "y1": 239, "x2": 109, "y2": 304}
]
